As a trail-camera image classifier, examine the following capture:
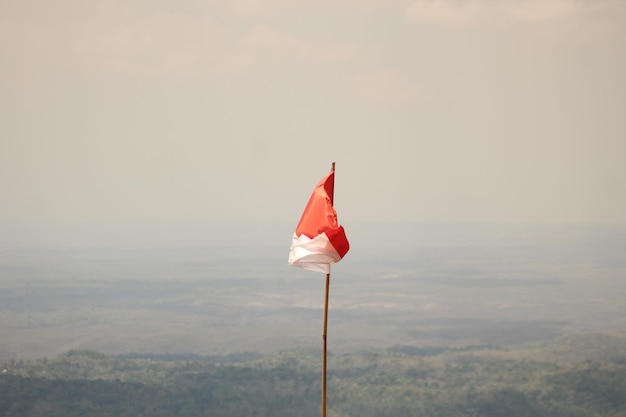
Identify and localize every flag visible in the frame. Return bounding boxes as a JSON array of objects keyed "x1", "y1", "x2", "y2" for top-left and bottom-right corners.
[{"x1": 288, "y1": 169, "x2": 350, "y2": 273}]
